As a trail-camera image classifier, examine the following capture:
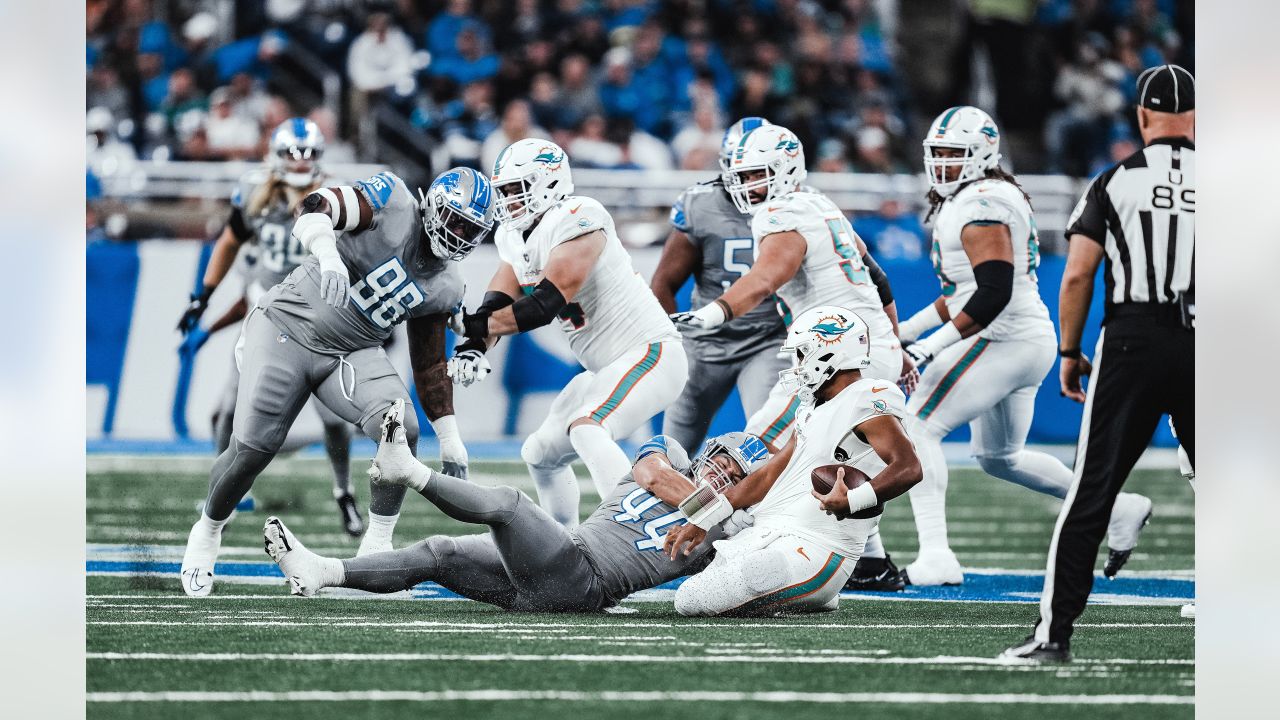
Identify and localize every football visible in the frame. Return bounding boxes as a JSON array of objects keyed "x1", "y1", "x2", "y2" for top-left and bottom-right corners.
[{"x1": 810, "y1": 463, "x2": 883, "y2": 519}]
